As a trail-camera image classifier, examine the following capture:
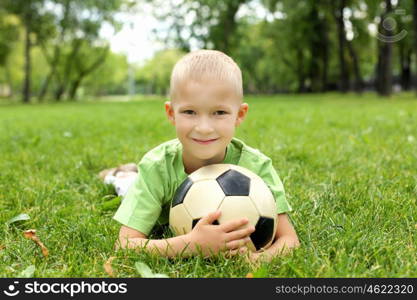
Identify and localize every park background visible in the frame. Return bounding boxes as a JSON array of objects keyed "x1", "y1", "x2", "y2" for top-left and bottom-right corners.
[{"x1": 0, "y1": 0, "x2": 416, "y2": 277}]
